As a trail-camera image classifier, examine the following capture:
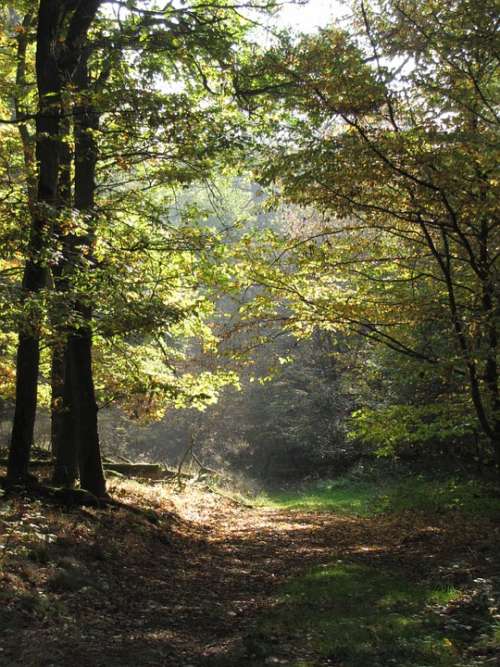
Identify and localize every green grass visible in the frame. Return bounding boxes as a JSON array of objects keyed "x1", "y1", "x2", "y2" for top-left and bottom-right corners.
[
  {"x1": 255, "y1": 476, "x2": 500, "y2": 519},
  {"x1": 246, "y1": 476, "x2": 500, "y2": 666},
  {"x1": 254, "y1": 479, "x2": 377, "y2": 515},
  {"x1": 257, "y1": 562, "x2": 463, "y2": 667},
  {"x1": 242, "y1": 476, "x2": 500, "y2": 666}
]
